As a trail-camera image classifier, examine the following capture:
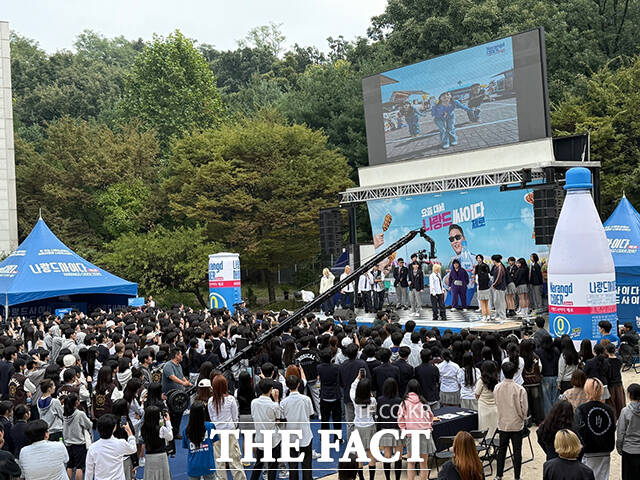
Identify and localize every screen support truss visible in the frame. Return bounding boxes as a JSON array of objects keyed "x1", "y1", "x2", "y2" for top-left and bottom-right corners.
[{"x1": 339, "y1": 168, "x2": 546, "y2": 205}]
